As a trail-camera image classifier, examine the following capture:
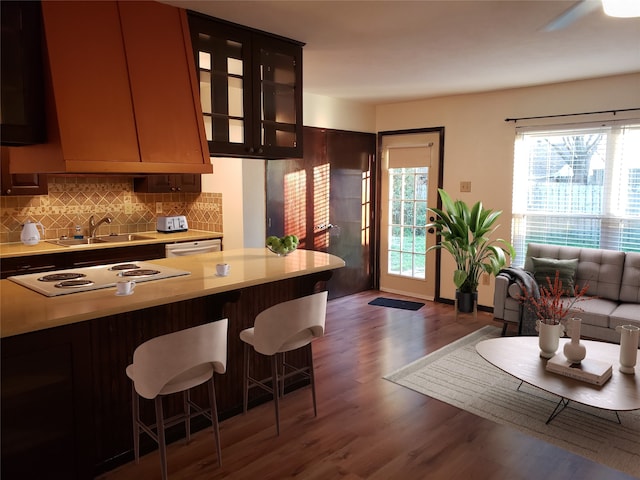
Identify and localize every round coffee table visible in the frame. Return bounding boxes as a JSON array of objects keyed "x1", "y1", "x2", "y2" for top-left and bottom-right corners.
[{"x1": 476, "y1": 336, "x2": 640, "y2": 423}]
